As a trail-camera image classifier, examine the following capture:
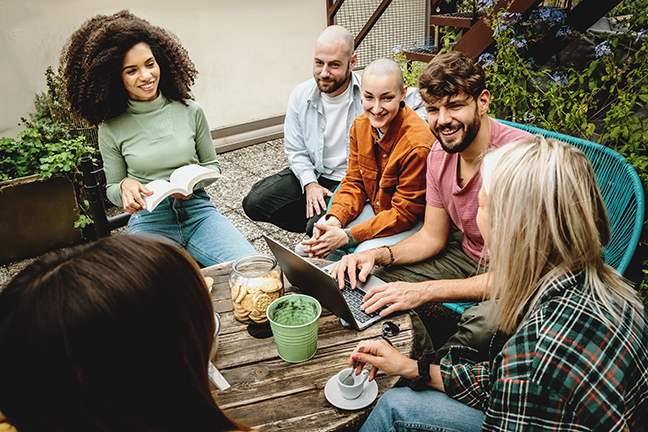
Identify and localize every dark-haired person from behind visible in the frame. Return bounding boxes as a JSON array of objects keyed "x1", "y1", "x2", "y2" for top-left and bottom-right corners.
[{"x1": 0, "y1": 235, "x2": 256, "y2": 432}]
